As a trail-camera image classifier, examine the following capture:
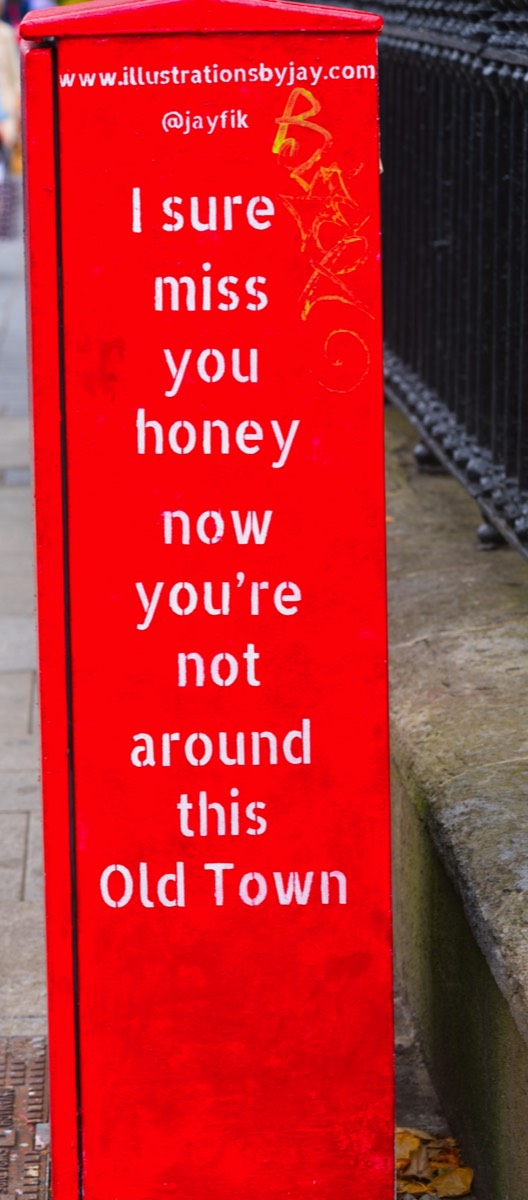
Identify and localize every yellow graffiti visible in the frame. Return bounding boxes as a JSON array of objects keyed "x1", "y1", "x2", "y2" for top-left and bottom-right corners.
[
  {"x1": 273, "y1": 88, "x2": 373, "y2": 394},
  {"x1": 300, "y1": 235, "x2": 372, "y2": 322},
  {"x1": 297, "y1": 296, "x2": 370, "y2": 394},
  {"x1": 272, "y1": 88, "x2": 333, "y2": 191},
  {"x1": 281, "y1": 164, "x2": 362, "y2": 254}
]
